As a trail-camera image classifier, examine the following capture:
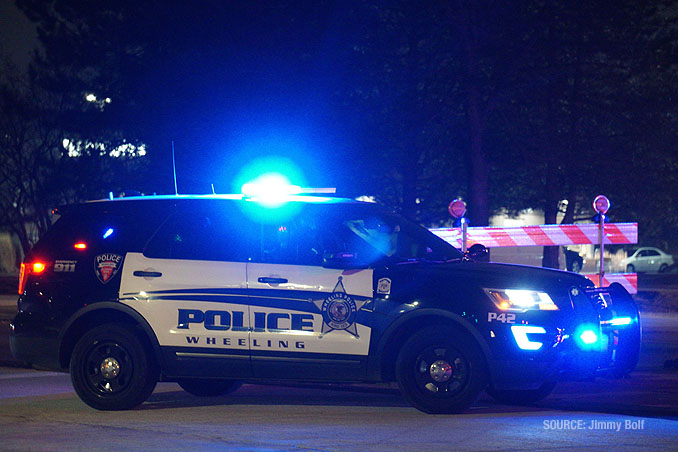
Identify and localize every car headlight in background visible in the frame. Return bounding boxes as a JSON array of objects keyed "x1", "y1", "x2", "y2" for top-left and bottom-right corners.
[{"x1": 484, "y1": 289, "x2": 559, "y2": 311}]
